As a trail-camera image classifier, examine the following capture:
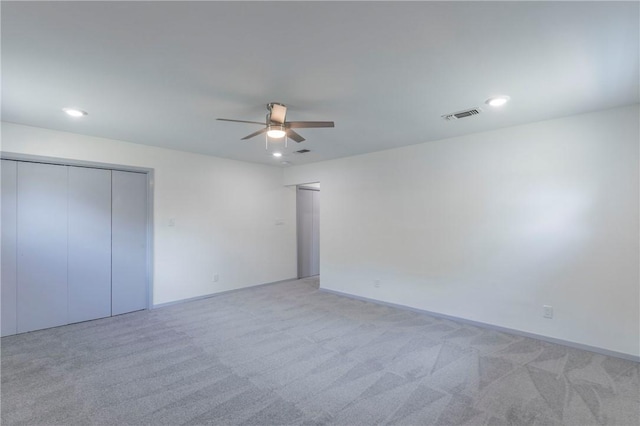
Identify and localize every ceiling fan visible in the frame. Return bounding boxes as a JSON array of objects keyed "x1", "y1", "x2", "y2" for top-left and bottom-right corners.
[{"x1": 217, "y1": 103, "x2": 334, "y2": 143}]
